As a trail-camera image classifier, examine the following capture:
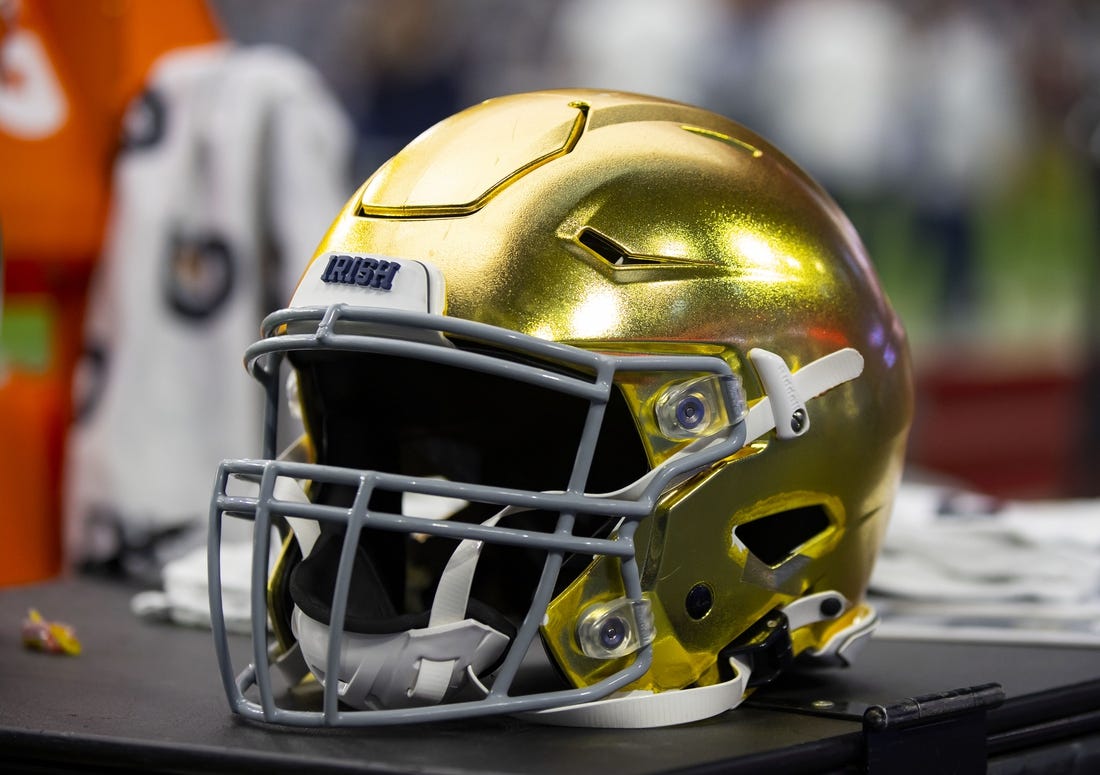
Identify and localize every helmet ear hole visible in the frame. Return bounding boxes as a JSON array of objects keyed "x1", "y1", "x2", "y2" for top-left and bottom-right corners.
[{"x1": 734, "y1": 506, "x2": 831, "y2": 567}]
